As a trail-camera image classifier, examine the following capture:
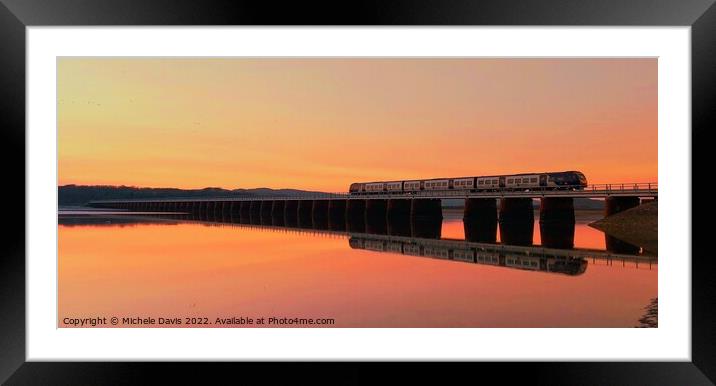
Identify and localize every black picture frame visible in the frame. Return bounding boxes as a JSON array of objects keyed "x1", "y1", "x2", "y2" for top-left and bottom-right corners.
[{"x1": 1, "y1": 0, "x2": 713, "y2": 384}]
